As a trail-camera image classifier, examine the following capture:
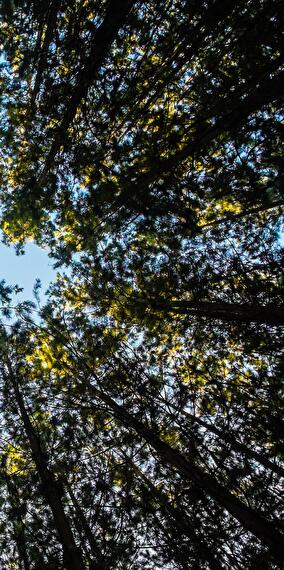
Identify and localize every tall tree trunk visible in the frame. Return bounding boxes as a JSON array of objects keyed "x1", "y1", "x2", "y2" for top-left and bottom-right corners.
[
  {"x1": 199, "y1": 199, "x2": 284, "y2": 230},
  {"x1": 149, "y1": 299, "x2": 284, "y2": 326},
  {"x1": 3, "y1": 467, "x2": 30, "y2": 570},
  {"x1": 30, "y1": 0, "x2": 61, "y2": 106},
  {"x1": 113, "y1": 362, "x2": 284, "y2": 478},
  {"x1": 66, "y1": 481, "x2": 106, "y2": 569},
  {"x1": 39, "y1": 0, "x2": 136, "y2": 182},
  {"x1": 116, "y1": 70, "x2": 284, "y2": 213},
  {"x1": 168, "y1": 404, "x2": 284, "y2": 478},
  {"x1": 82, "y1": 379, "x2": 284, "y2": 563},
  {"x1": 5, "y1": 366, "x2": 86, "y2": 570},
  {"x1": 122, "y1": 453, "x2": 223, "y2": 570}
]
